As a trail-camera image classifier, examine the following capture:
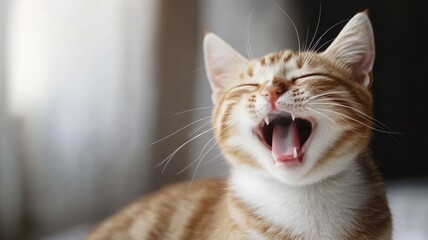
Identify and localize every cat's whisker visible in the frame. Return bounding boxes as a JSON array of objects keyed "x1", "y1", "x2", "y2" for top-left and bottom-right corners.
[
  {"x1": 306, "y1": 91, "x2": 349, "y2": 101},
  {"x1": 302, "y1": 46, "x2": 311, "y2": 63},
  {"x1": 173, "y1": 106, "x2": 214, "y2": 115},
  {"x1": 316, "y1": 108, "x2": 399, "y2": 136},
  {"x1": 307, "y1": 107, "x2": 337, "y2": 125},
  {"x1": 309, "y1": 97, "x2": 360, "y2": 106},
  {"x1": 179, "y1": 123, "x2": 235, "y2": 174},
  {"x1": 302, "y1": 30, "x2": 316, "y2": 64},
  {"x1": 185, "y1": 129, "x2": 224, "y2": 175},
  {"x1": 309, "y1": 18, "x2": 350, "y2": 52},
  {"x1": 308, "y1": 107, "x2": 363, "y2": 134},
  {"x1": 190, "y1": 66, "x2": 204, "y2": 74},
  {"x1": 157, "y1": 127, "x2": 214, "y2": 173},
  {"x1": 177, "y1": 142, "x2": 217, "y2": 176},
  {"x1": 188, "y1": 124, "x2": 237, "y2": 185},
  {"x1": 245, "y1": 7, "x2": 256, "y2": 60},
  {"x1": 187, "y1": 120, "x2": 212, "y2": 137},
  {"x1": 151, "y1": 116, "x2": 212, "y2": 145},
  {"x1": 303, "y1": 25, "x2": 310, "y2": 52},
  {"x1": 272, "y1": 0, "x2": 301, "y2": 52},
  {"x1": 189, "y1": 143, "x2": 216, "y2": 186},
  {"x1": 307, "y1": 3, "x2": 322, "y2": 51},
  {"x1": 178, "y1": 130, "x2": 228, "y2": 176},
  {"x1": 203, "y1": 146, "x2": 233, "y2": 165},
  {"x1": 302, "y1": 52, "x2": 315, "y2": 67},
  {"x1": 189, "y1": 143, "x2": 217, "y2": 179},
  {"x1": 314, "y1": 38, "x2": 335, "y2": 52},
  {"x1": 309, "y1": 101, "x2": 396, "y2": 132},
  {"x1": 311, "y1": 104, "x2": 401, "y2": 141}
]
